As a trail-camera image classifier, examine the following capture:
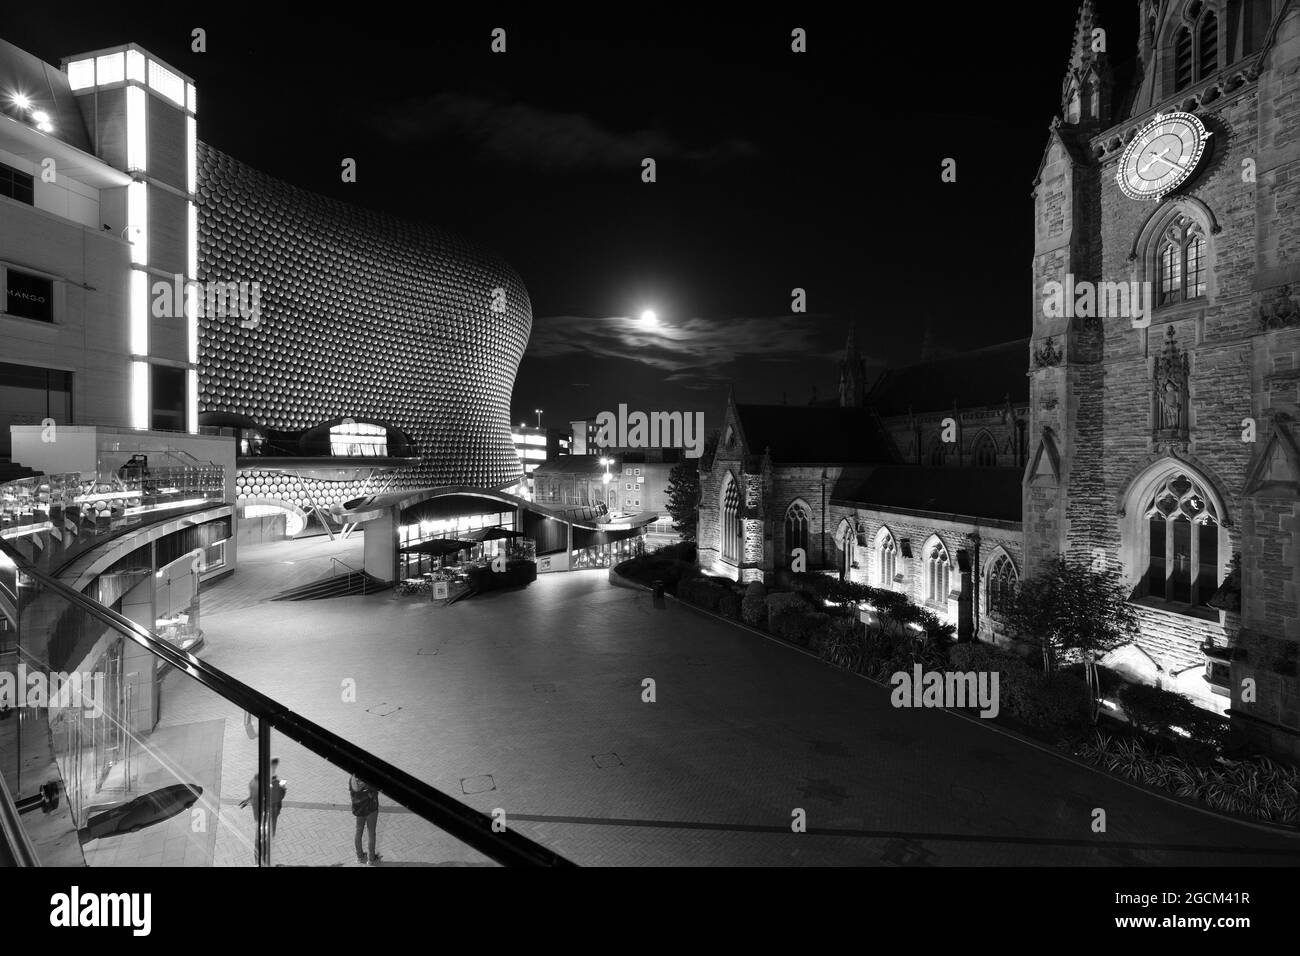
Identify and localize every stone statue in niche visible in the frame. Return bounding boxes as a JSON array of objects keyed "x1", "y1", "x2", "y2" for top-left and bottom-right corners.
[
  {"x1": 1260, "y1": 285, "x2": 1299, "y2": 330},
  {"x1": 1152, "y1": 325, "x2": 1189, "y2": 440}
]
